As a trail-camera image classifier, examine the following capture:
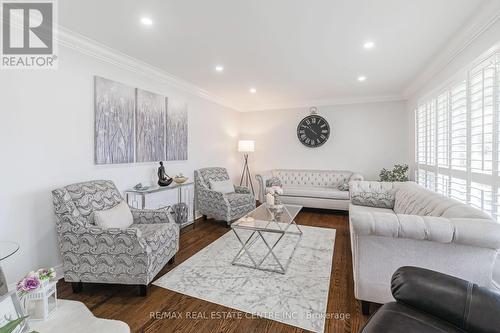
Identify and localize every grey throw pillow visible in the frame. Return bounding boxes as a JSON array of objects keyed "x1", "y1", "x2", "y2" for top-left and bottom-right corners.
[{"x1": 337, "y1": 182, "x2": 349, "y2": 191}]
